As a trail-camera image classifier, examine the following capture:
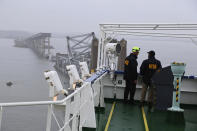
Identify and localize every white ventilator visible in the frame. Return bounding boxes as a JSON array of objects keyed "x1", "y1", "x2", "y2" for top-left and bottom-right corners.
[
  {"x1": 66, "y1": 65, "x2": 83, "y2": 89},
  {"x1": 104, "y1": 43, "x2": 120, "y2": 79},
  {"x1": 44, "y1": 70, "x2": 68, "y2": 98},
  {"x1": 79, "y1": 62, "x2": 90, "y2": 80}
]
